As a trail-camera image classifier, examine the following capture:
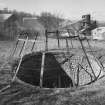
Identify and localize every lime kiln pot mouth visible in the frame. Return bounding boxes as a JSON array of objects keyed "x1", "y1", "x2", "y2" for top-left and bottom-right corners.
[{"x1": 15, "y1": 52, "x2": 73, "y2": 88}]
